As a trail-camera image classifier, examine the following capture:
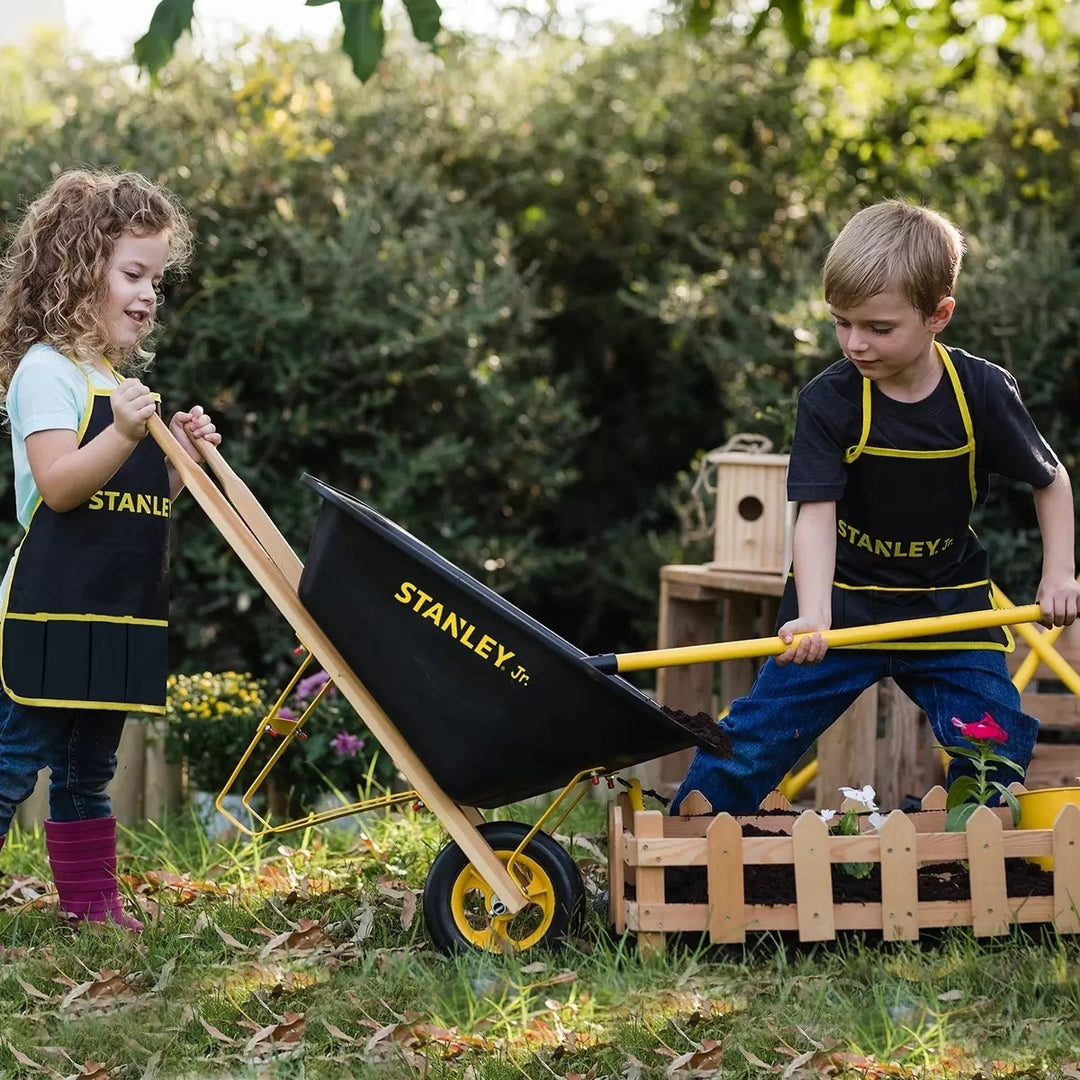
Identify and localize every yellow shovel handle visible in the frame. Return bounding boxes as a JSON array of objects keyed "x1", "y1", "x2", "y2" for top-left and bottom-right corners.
[{"x1": 592, "y1": 604, "x2": 1044, "y2": 674}]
